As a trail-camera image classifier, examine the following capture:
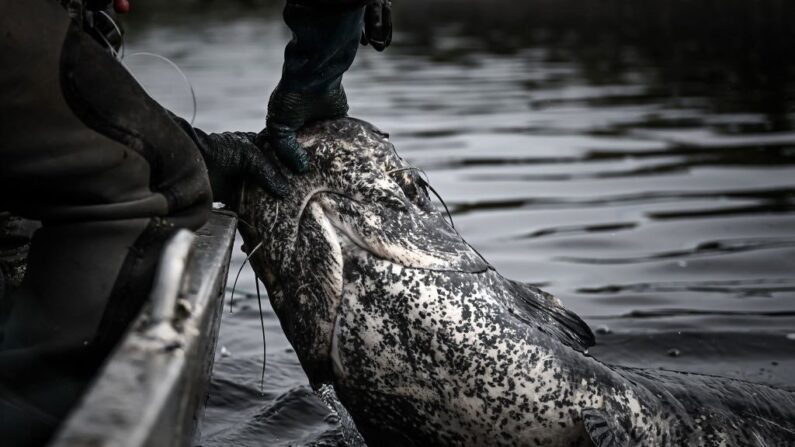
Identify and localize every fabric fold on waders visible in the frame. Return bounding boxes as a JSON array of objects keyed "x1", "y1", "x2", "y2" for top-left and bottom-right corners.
[{"x1": 0, "y1": 1, "x2": 211, "y2": 444}]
